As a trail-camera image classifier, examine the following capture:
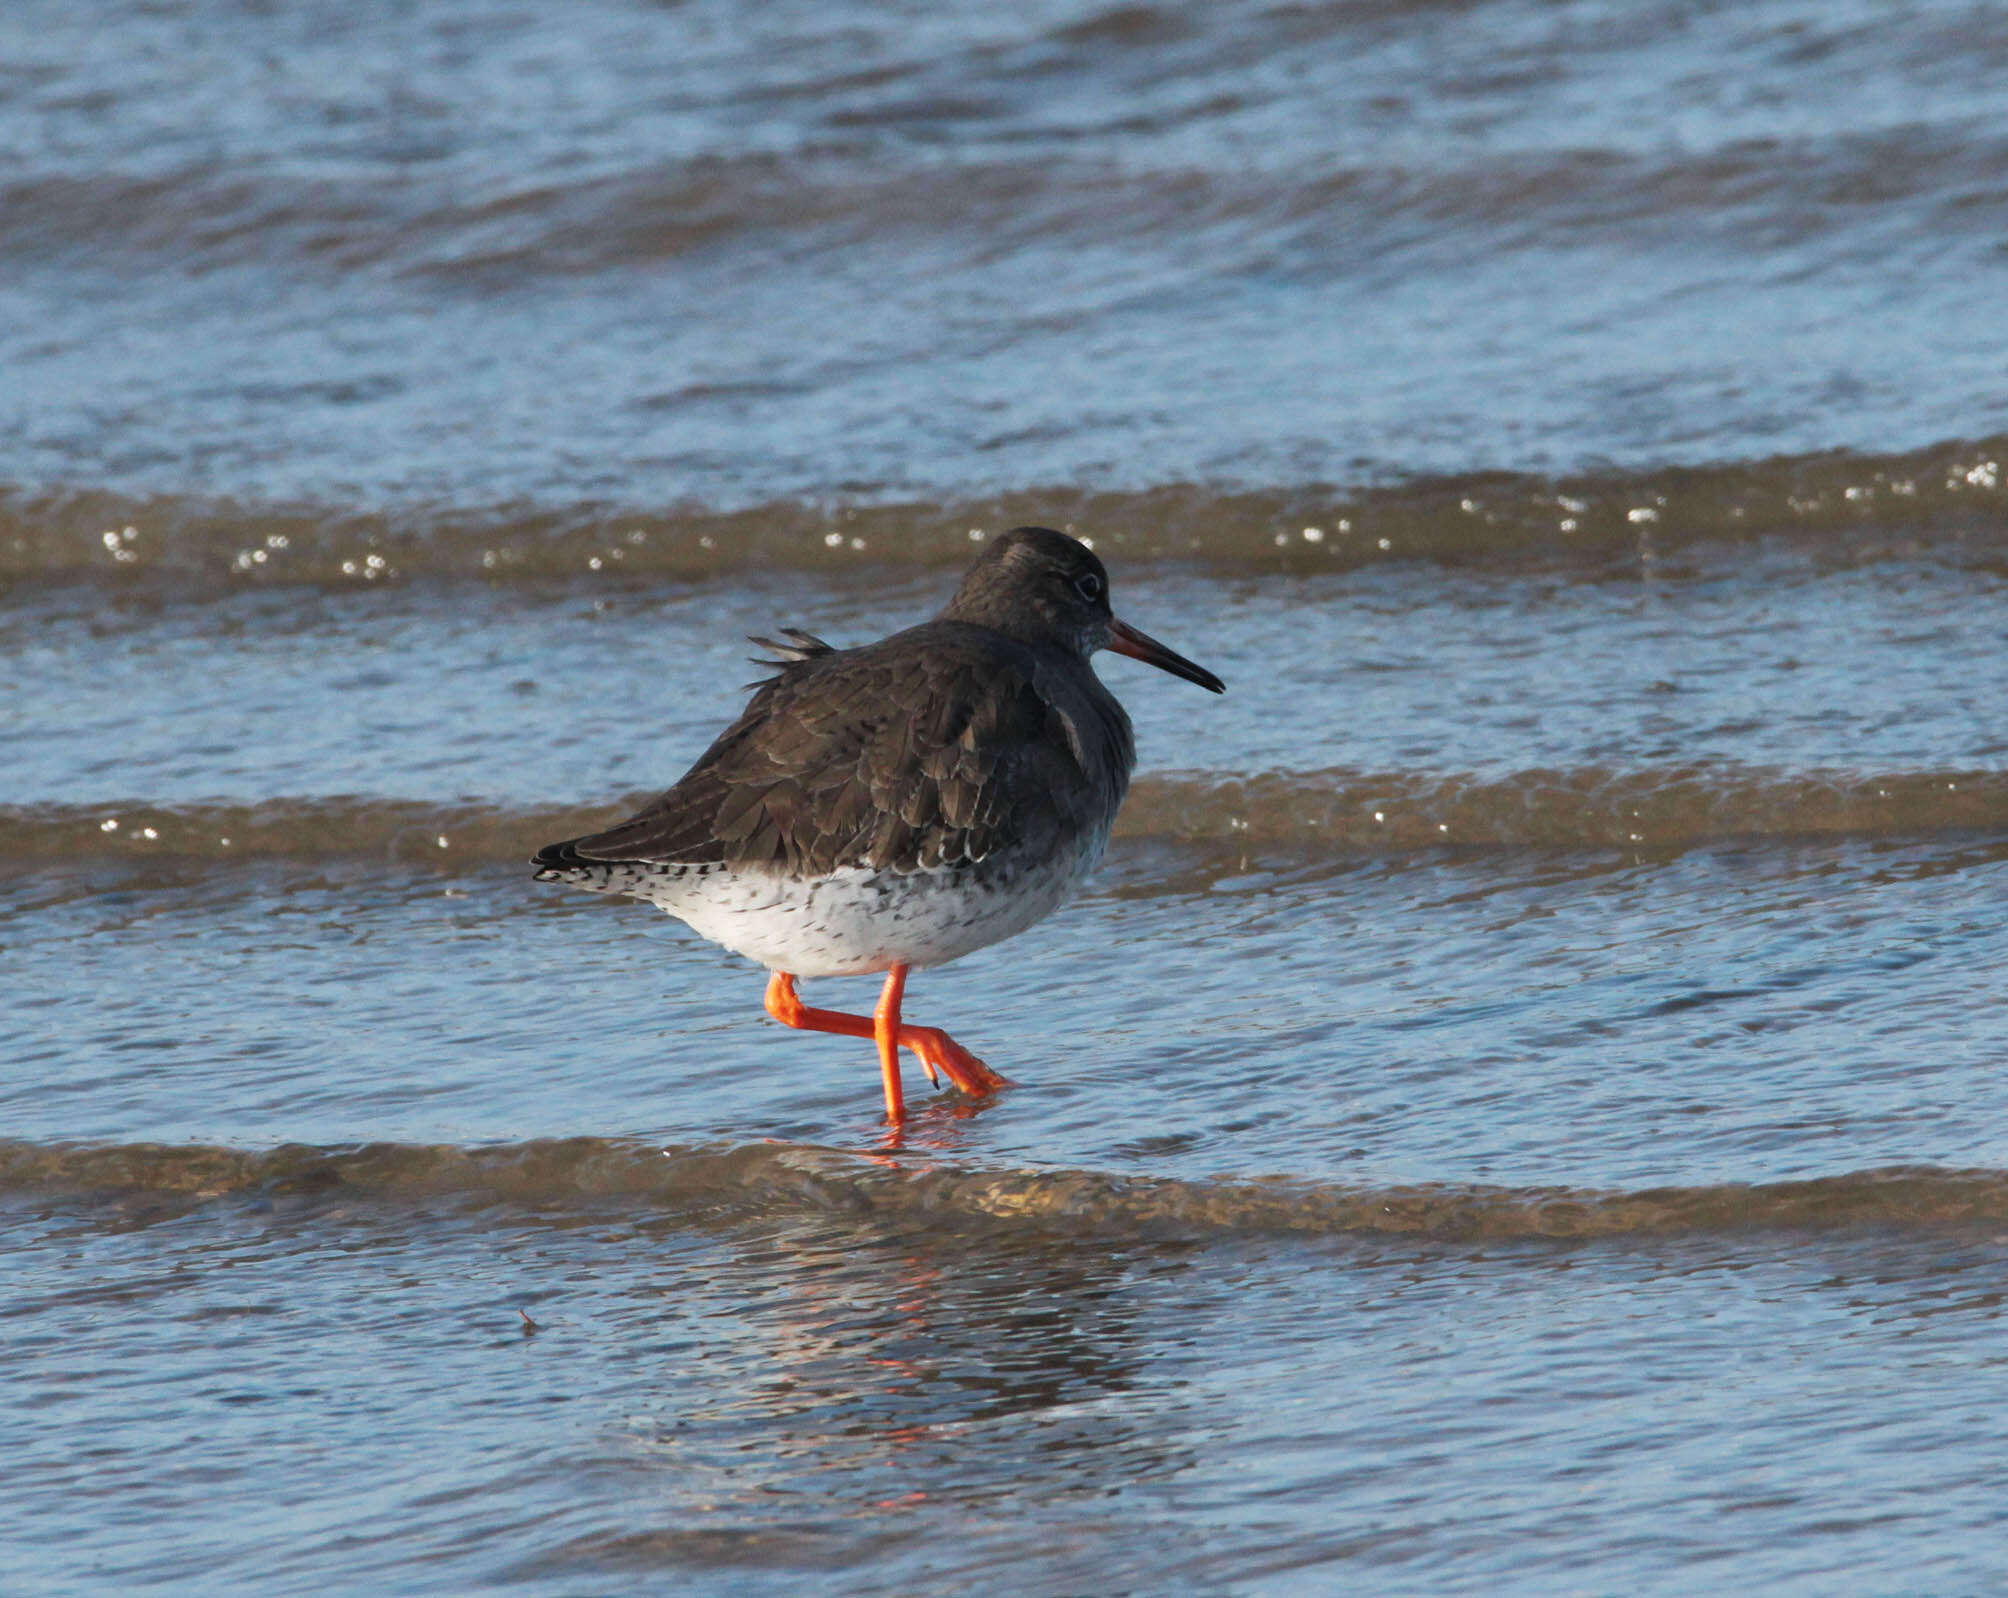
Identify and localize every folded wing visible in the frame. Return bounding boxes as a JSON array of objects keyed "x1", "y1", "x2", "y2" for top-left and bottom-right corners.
[{"x1": 533, "y1": 624, "x2": 1091, "y2": 878}]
